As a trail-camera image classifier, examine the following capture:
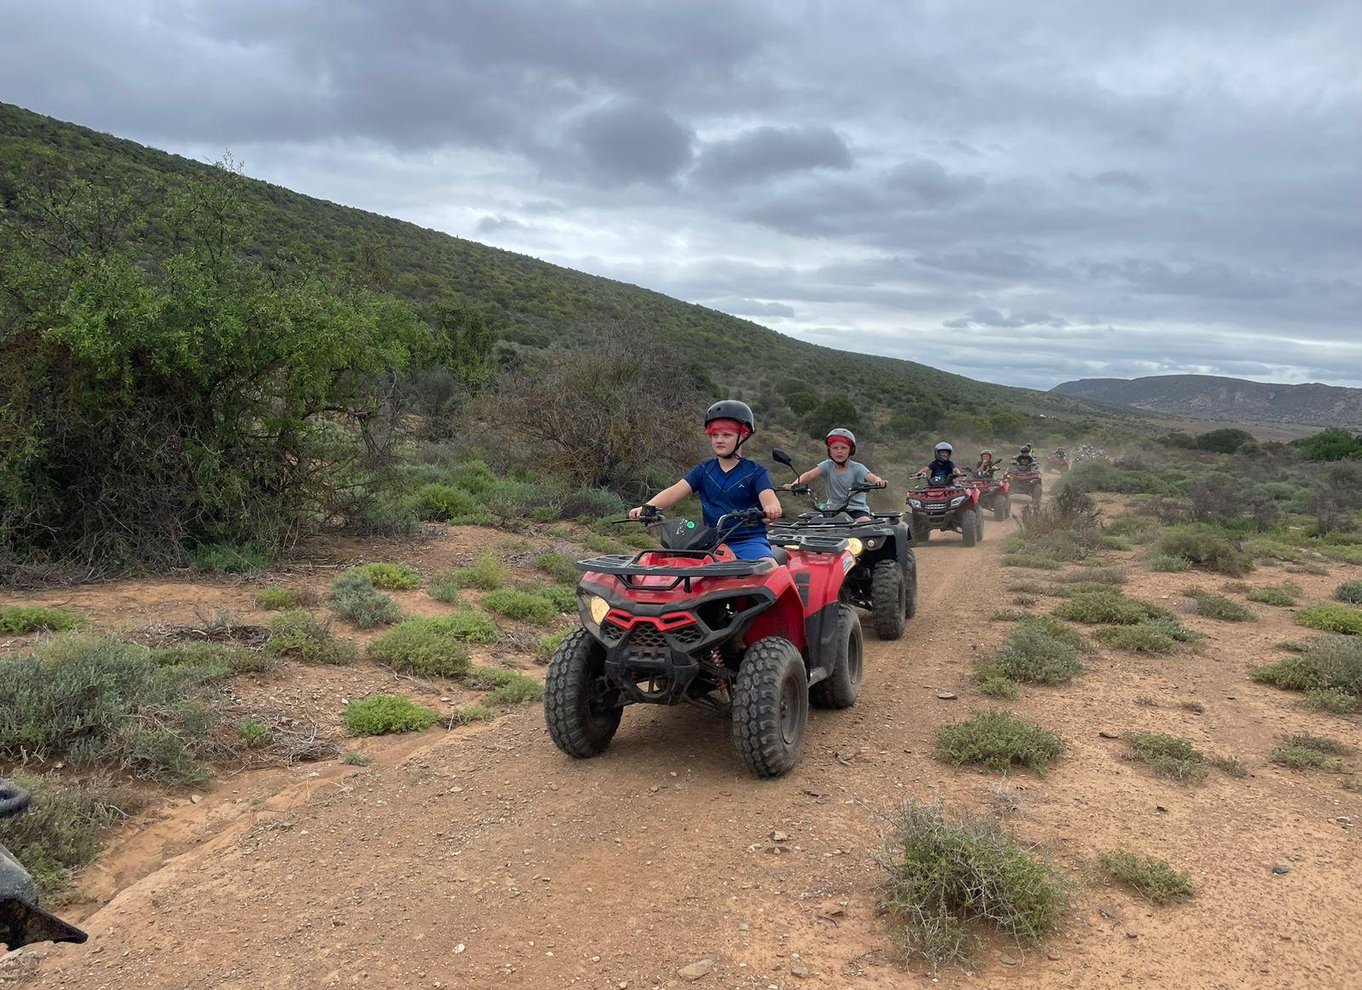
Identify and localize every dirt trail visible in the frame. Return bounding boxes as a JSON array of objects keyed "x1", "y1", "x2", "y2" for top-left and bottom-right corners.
[{"x1": 15, "y1": 519, "x2": 1362, "y2": 989}]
